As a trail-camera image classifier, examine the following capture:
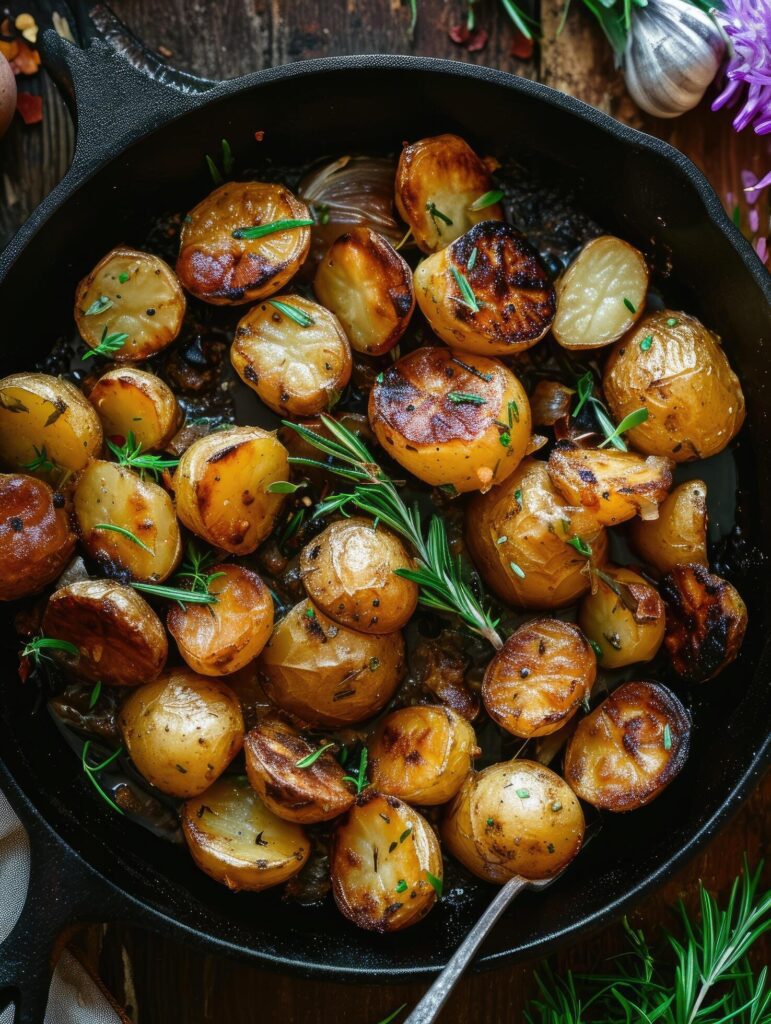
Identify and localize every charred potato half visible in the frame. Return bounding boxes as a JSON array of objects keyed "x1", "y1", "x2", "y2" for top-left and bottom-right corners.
[
  {"x1": 578, "y1": 565, "x2": 665, "y2": 669},
  {"x1": 88, "y1": 368, "x2": 181, "y2": 451},
  {"x1": 0, "y1": 473, "x2": 75, "y2": 600},
  {"x1": 629, "y1": 479, "x2": 708, "y2": 574}
]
